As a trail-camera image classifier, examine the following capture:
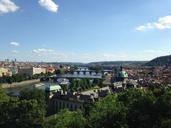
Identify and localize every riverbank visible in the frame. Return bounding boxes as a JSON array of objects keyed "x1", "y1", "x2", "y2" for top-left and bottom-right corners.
[{"x1": 1, "y1": 79, "x2": 40, "y2": 89}]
